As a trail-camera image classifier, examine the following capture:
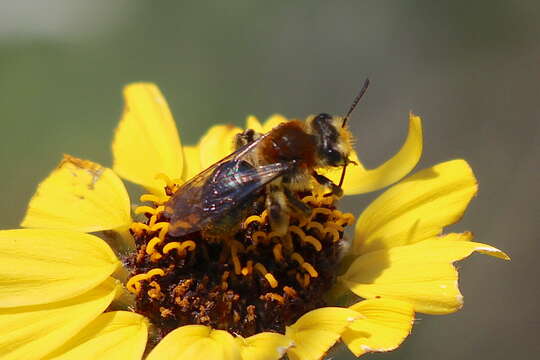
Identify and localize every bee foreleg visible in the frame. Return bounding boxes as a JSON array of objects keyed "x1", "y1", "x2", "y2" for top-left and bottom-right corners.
[
  {"x1": 234, "y1": 129, "x2": 261, "y2": 150},
  {"x1": 311, "y1": 171, "x2": 344, "y2": 197},
  {"x1": 266, "y1": 183, "x2": 290, "y2": 236}
]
